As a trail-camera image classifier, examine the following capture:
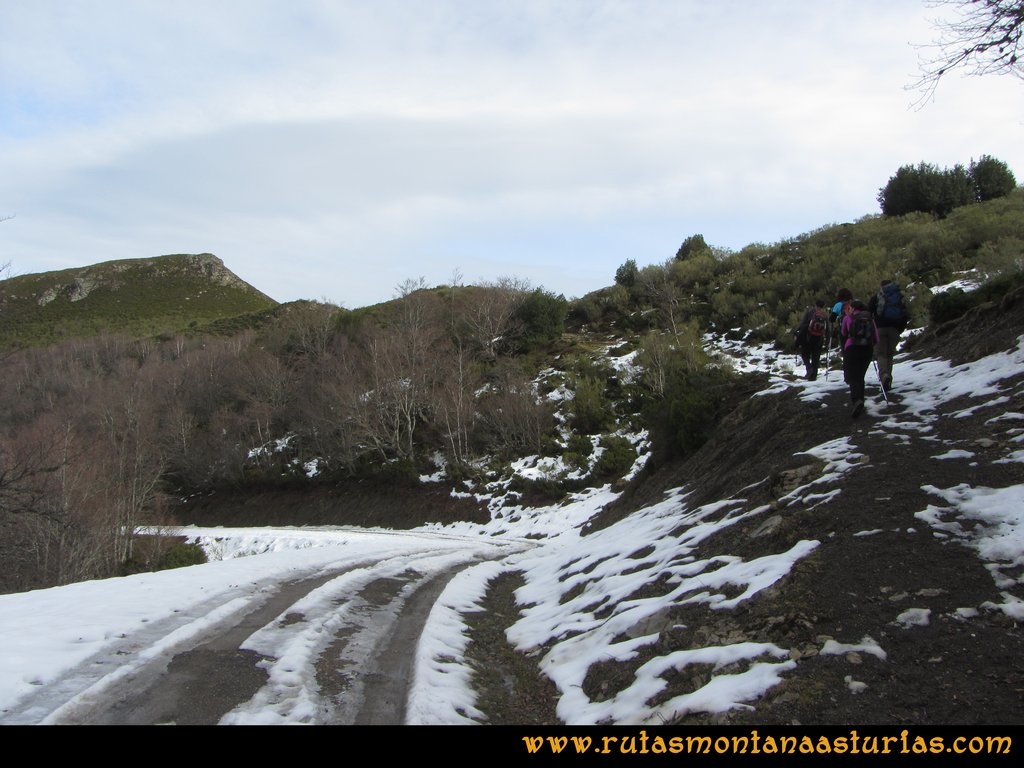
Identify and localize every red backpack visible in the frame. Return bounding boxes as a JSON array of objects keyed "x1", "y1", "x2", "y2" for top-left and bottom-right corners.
[{"x1": 808, "y1": 308, "x2": 827, "y2": 337}]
